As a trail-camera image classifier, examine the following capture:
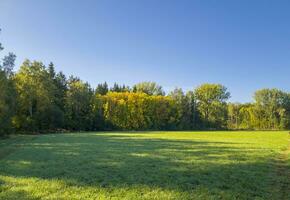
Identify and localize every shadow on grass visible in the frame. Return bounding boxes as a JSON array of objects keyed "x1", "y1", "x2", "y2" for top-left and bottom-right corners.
[{"x1": 0, "y1": 133, "x2": 281, "y2": 199}]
